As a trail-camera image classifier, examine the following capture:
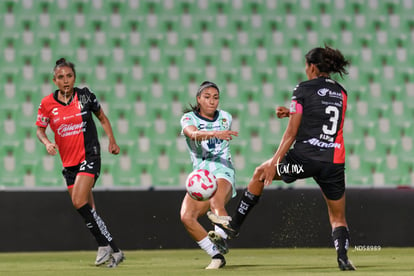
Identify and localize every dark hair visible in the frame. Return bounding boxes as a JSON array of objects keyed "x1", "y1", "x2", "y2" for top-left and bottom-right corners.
[
  {"x1": 183, "y1": 81, "x2": 220, "y2": 113},
  {"x1": 305, "y1": 45, "x2": 350, "y2": 79},
  {"x1": 53, "y1": 58, "x2": 76, "y2": 77}
]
